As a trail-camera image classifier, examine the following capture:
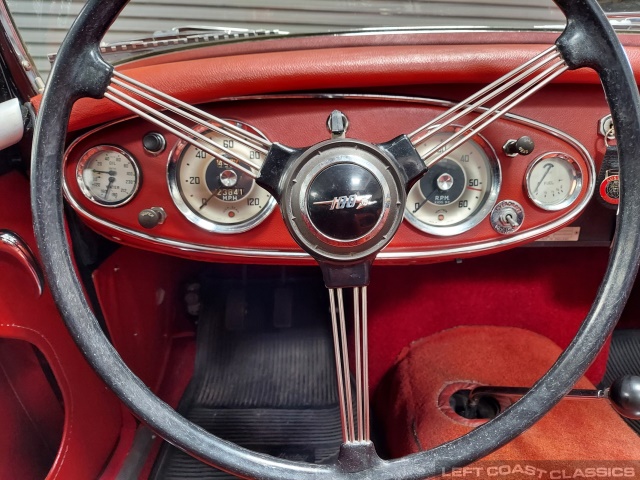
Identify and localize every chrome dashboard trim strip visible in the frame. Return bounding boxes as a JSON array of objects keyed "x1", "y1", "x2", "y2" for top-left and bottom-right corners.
[
  {"x1": 0, "y1": 230, "x2": 44, "y2": 296},
  {"x1": 62, "y1": 93, "x2": 596, "y2": 262}
]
